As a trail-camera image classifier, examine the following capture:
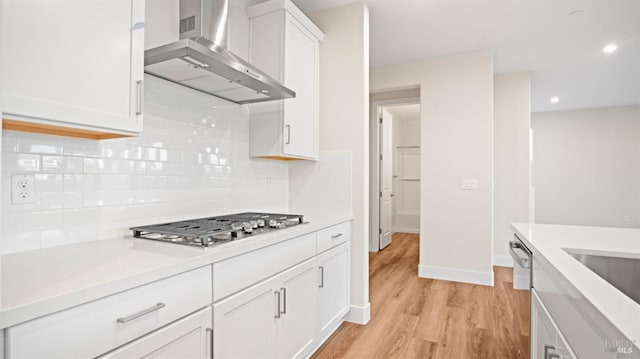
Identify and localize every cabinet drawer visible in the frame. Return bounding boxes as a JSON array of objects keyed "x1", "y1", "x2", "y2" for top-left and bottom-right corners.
[
  {"x1": 213, "y1": 232, "x2": 316, "y2": 301},
  {"x1": 6, "y1": 266, "x2": 212, "y2": 359},
  {"x1": 317, "y1": 222, "x2": 351, "y2": 253}
]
